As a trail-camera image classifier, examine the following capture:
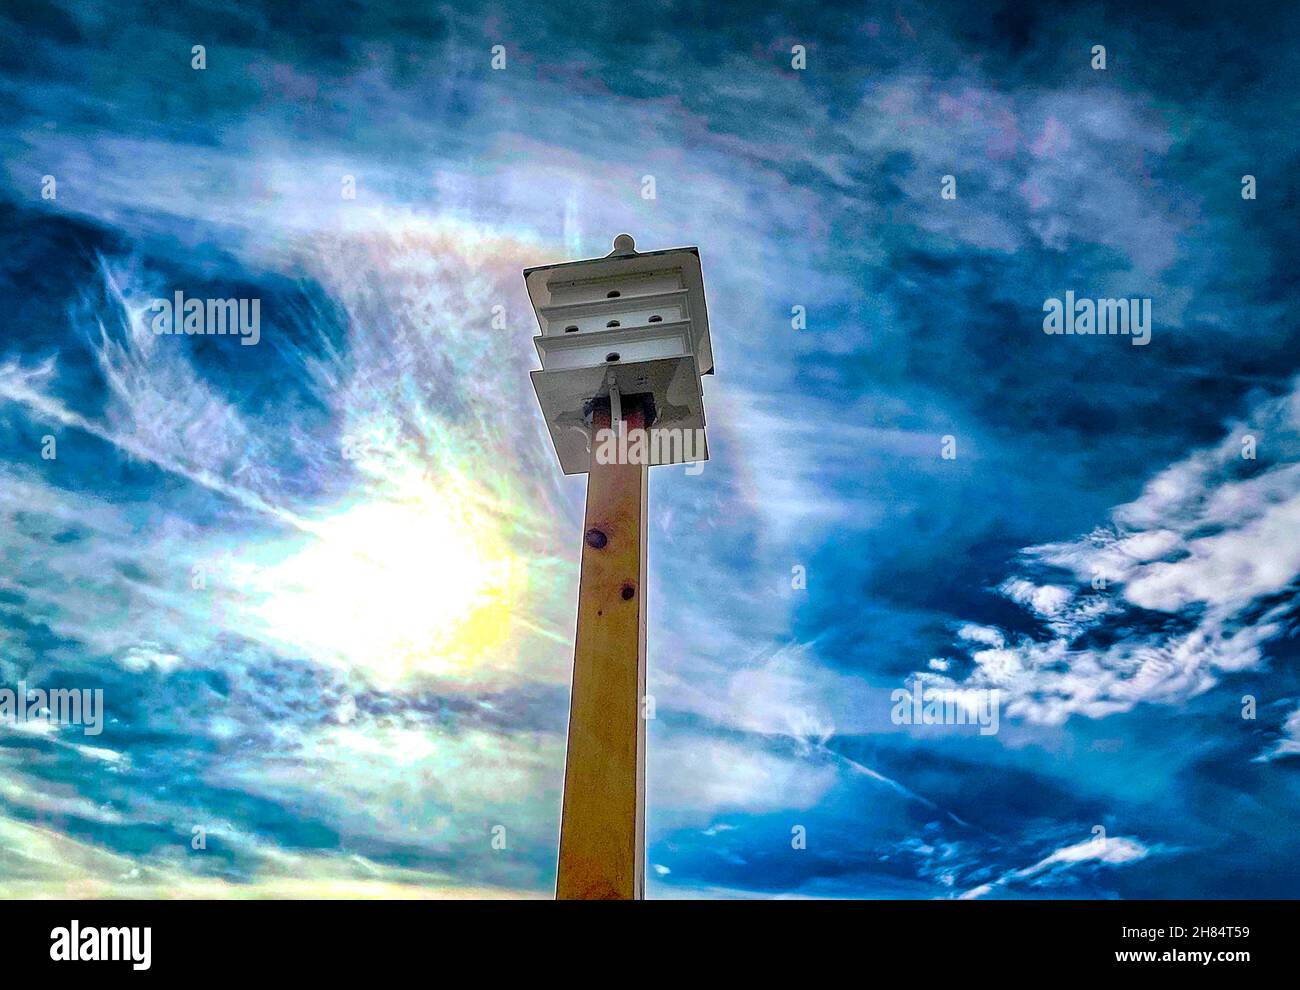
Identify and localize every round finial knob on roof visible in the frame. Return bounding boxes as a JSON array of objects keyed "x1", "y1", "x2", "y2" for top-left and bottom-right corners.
[{"x1": 611, "y1": 233, "x2": 637, "y2": 255}]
